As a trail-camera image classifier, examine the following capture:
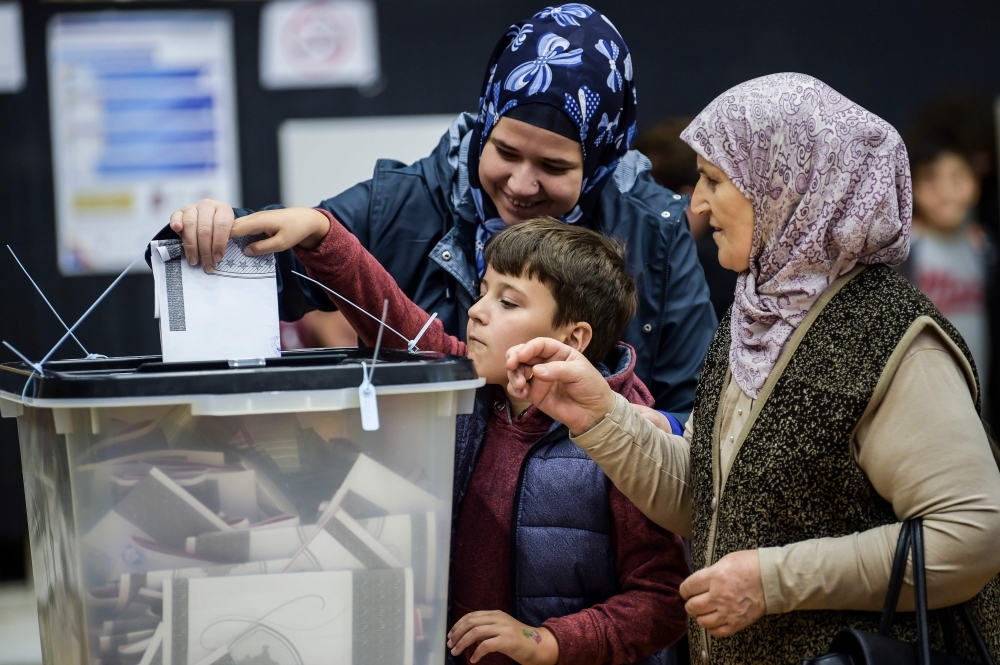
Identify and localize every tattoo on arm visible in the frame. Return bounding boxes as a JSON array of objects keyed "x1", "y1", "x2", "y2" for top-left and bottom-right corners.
[{"x1": 522, "y1": 629, "x2": 542, "y2": 644}]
